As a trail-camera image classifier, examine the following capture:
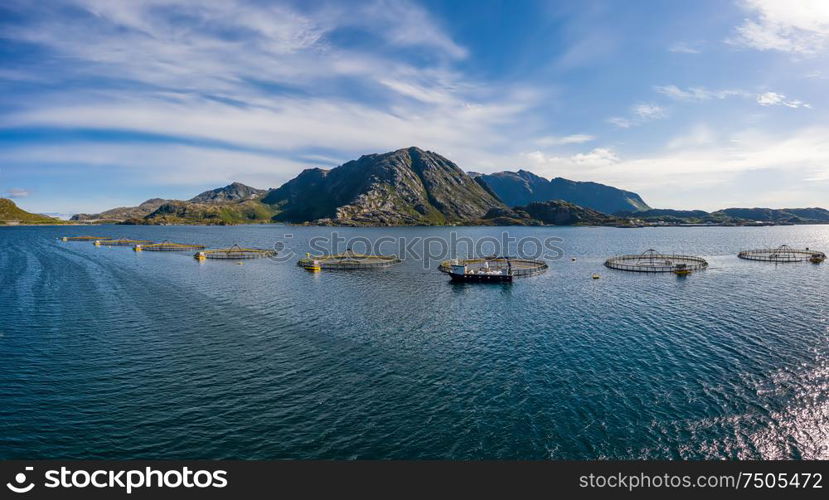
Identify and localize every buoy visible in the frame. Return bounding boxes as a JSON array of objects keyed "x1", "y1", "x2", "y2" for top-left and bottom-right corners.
[{"x1": 571, "y1": 257, "x2": 576, "y2": 262}]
